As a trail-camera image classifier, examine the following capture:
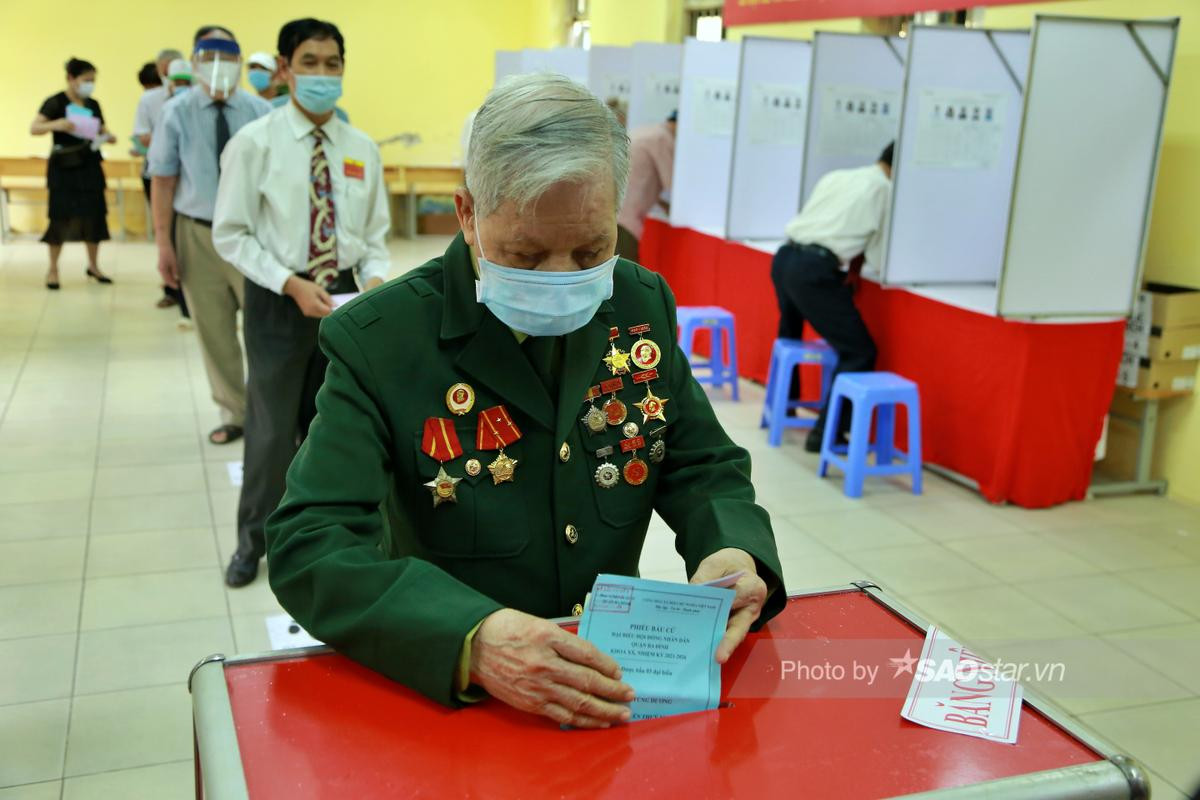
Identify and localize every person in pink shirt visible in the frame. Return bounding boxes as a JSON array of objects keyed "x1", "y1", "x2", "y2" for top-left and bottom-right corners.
[{"x1": 615, "y1": 110, "x2": 676, "y2": 263}]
